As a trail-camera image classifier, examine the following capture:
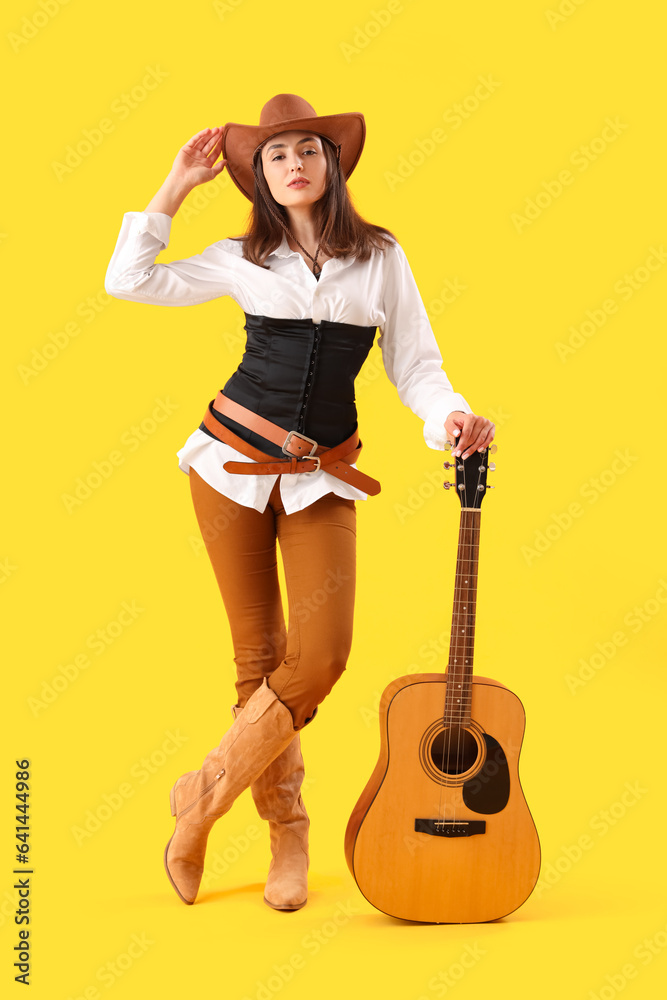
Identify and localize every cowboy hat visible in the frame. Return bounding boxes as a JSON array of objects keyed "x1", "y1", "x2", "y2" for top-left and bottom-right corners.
[{"x1": 221, "y1": 93, "x2": 366, "y2": 201}]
